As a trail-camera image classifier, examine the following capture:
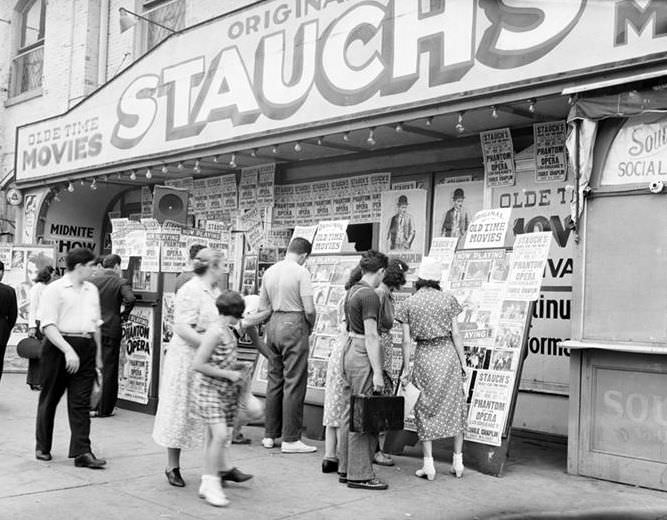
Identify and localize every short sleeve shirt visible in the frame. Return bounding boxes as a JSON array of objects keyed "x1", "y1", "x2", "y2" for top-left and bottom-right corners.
[
  {"x1": 38, "y1": 274, "x2": 102, "y2": 333},
  {"x1": 174, "y1": 276, "x2": 220, "y2": 333},
  {"x1": 395, "y1": 287, "x2": 462, "y2": 341},
  {"x1": 345, "y1": 282, "x2": 380, "y2": 335},
  {"x1": 258, "y1": 258, "x2": 313, "y2": 312}
]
